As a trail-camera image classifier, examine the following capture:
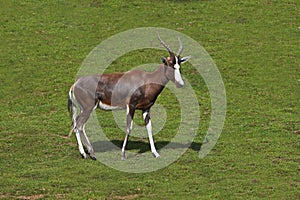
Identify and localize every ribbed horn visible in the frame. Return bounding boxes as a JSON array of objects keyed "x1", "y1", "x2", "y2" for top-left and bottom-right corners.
[
  {"x1": 177, "y1": 37, "x2": 183, "y2": 56},
  {"x1": 157, "y1": 34, "x2": 174, "y2": 56}
]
